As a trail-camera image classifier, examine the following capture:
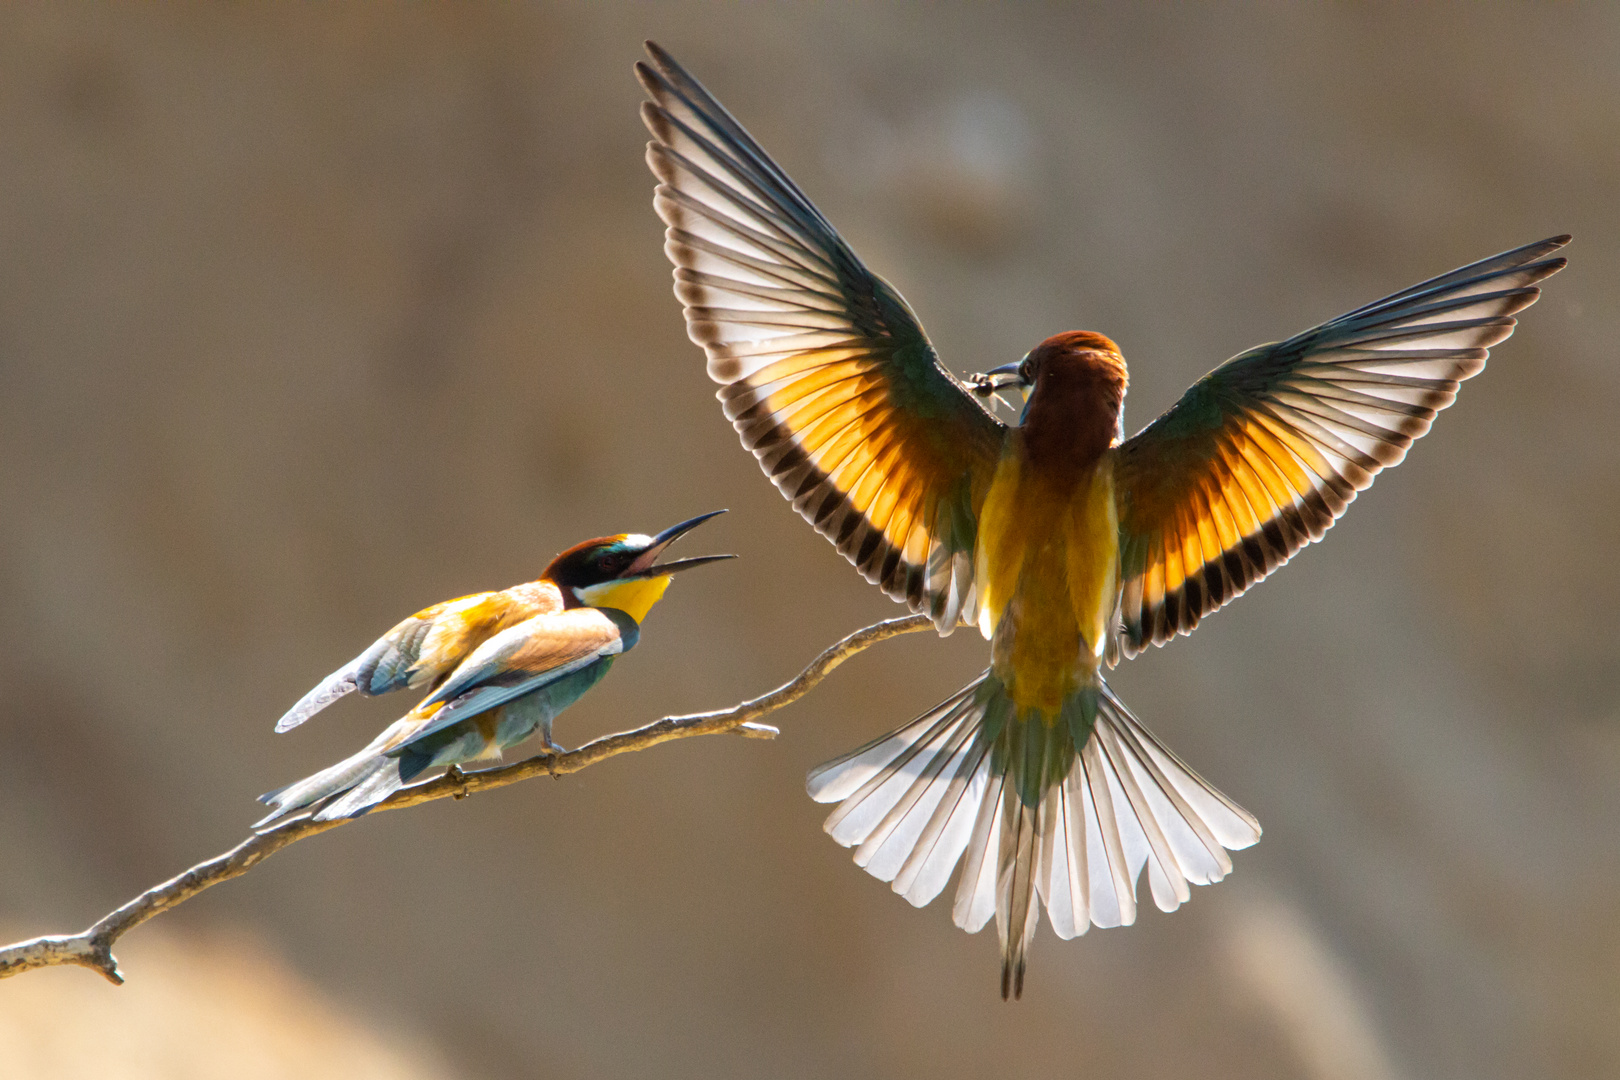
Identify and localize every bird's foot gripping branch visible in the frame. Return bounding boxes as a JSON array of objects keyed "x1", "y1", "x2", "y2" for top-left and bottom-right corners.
[{"x1": 0, "y1": 614, "x2": 933, "y2": 985}]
